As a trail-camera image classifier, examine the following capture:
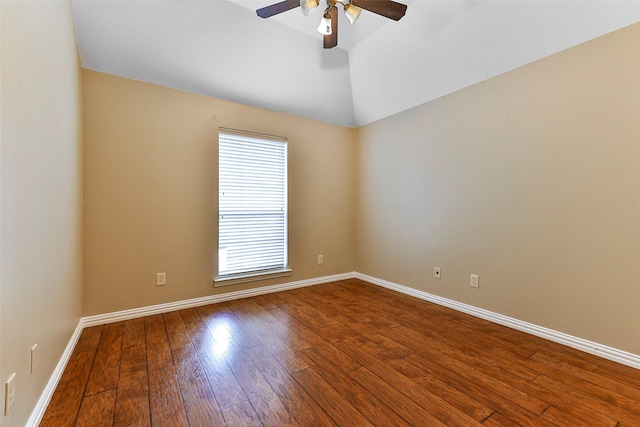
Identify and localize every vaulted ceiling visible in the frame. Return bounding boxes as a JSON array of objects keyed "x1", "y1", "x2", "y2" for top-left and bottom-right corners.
[{"x1": 72, "y1": 1, "x2": 640, "y2": 127}]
